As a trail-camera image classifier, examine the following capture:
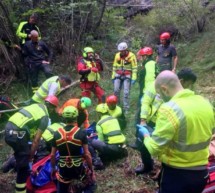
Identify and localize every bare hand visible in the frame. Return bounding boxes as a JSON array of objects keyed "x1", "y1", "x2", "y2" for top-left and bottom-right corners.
[
  {"x1": 42, "y1": 60, "x2": 50, "y2": 64},
  {"x1": 94, "y1": 53, "x2": 100, "y2": 60}
]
